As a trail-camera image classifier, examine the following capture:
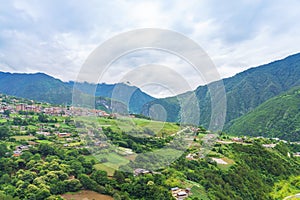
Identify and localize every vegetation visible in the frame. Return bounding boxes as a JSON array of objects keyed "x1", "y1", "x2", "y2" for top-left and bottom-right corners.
[
  {"x1": 0, "y1": 82, "x2": 300, "y2": 200},
  {"x1": 143, "y1": 53, "x2": 300, "y2": 129},
  {"x1": 227, "y1": 87, "x2": 300, "y2": 141}
]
